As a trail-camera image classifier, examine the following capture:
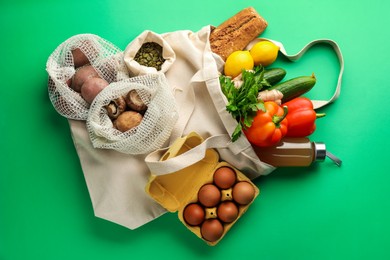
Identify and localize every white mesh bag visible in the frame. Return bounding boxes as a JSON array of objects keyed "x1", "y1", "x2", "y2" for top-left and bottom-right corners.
[
  {"x1": 86, "y1": 73, "x2": 179, "y2": 154},
  {"x1": 46, "y1": 34, "x2": 128, "y2": 120}
]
